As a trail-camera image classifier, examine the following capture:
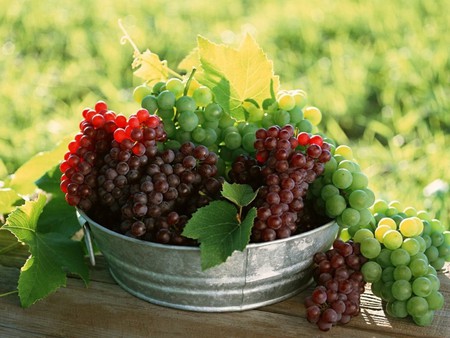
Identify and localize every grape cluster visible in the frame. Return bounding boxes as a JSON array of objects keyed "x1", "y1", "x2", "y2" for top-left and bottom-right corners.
[
  {"x1": 305, "y1": 239, "x2": 367, "y2": 331},
  {"x1": 117, "y1": 143, "x2": 223, "y2": 245},
  {"x1": 229, "y1": 126, "x2": 332, "y2": 242},
  {"x1": 355, "y1": 202, "x2": 449, "y2": 326},
  {"x1": 308, "y1": 144, "x2": 376, "y2": 237},
  {"x1": 60, "y1": 101, "x2": 223, "y2": 245},
  {"x1": 59, "y1": 101, "x2": 166, "y2": 211}
]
